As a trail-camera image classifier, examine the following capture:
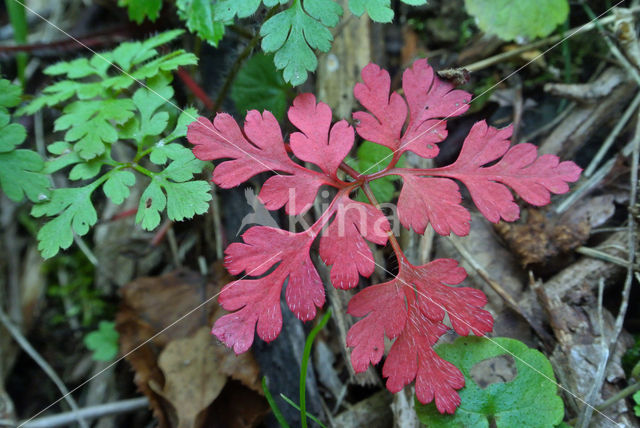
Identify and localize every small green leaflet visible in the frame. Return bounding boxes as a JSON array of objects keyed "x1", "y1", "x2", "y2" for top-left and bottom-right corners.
[
  {"x1": 118, "y1": 0, "x2": 163, "y2": 23},
  {"x1": 103, "y1": 170, "x2": 136, "y2": 204},
  {"x1": 0, "y1": 78, "x2": 49, "y2": 203},
  {"x1": 231, "y1": 53, "x2": 291, "y2": 120},
  {"x1": 54, "y1": 99, "x2": 135, "y2": 160},
  {"x1": 214, "y1": 0, "x2": 288, "y2": 20},
  {"x1": 177, "y1": 0, "x2": 226, "y2": 47},
  {"x1": 0, "y1": 79, "x2": 22, "y2": 107},
  {"x1": 0, "y1": 150, "x2": 49, "y2": 202},
  {"x1": 633, "y1": 390, "x2": 640, "y2": 417},
  {"x1": 136, "y1": 154, "x2": 211, "y2": 230},
  {"x1": 32, "y1": 184, "x2": 100, "y2": 259},
  {"x1": 261, "y1": 0, "x2": 342, "y2": 86},
  {"x1": 84, "y1": 321, "x2": 119, "y2": 361},
  {"x1": 464, "y1": 0, "x2": 569, "y2": 41},
  {"x1": 348, "y1": 0, "x2": 427, "y2": 23},
  {"x1": 415, "y1": 337, "x2": 564, "y2": 427}
]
